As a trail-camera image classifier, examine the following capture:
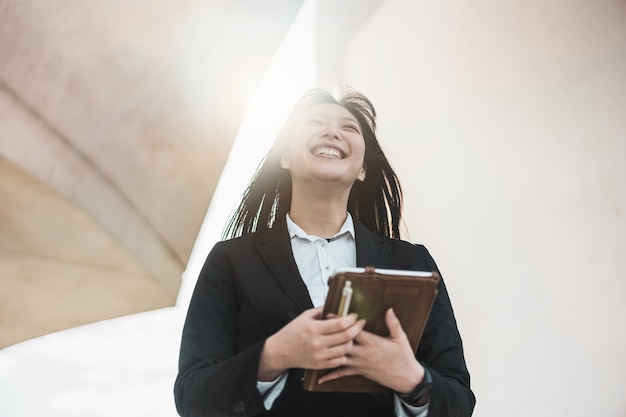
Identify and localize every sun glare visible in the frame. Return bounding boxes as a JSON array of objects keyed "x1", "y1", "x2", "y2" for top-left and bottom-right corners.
[
  {"x1": 0, "y1": 2, "x2": 319, "y2": 417},
  {"x1": 177, "y1": 0, "x2": 318, "y2": 307}
]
